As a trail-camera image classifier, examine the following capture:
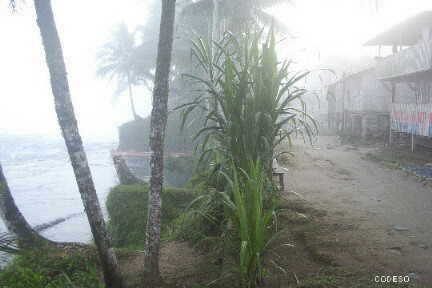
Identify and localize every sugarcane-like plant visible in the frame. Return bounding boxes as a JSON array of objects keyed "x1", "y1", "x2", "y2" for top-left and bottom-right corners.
[
  {"x1": 179, "y1": 29, "x2": 317, "y2": 181},
  {"x1": 220, "y1": 160, "x2": 277, "y2": 287},
  {"x1": 178, "y1": 29, "x2": 316, "y2": 287}
]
